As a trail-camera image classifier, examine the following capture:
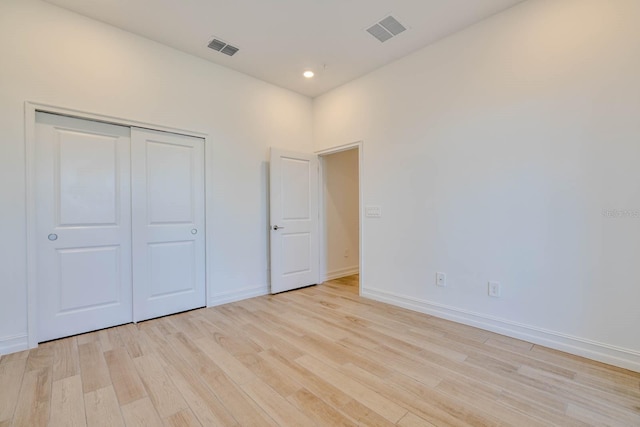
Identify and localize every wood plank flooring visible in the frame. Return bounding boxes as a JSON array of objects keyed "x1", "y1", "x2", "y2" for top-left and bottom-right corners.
[{"x1": 1, "y1": 275, "x2": 639, "y2": 426}]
